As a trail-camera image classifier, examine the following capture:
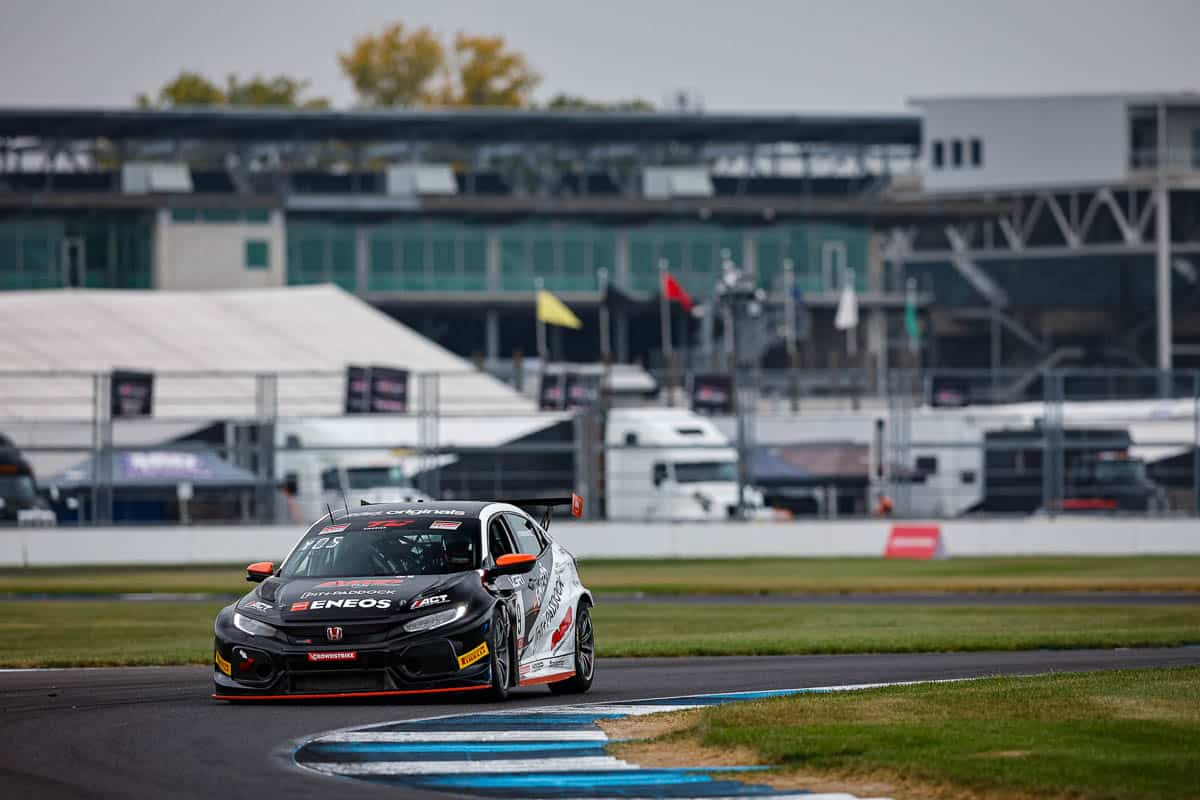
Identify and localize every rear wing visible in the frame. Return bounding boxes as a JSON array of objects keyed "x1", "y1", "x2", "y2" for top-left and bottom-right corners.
[{"x1": 498, "y1": 493, "x2": 584, "y2": 530}]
